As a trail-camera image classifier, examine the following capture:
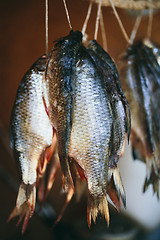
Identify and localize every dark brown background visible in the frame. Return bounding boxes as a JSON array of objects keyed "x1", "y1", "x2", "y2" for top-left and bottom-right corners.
[{"x1": 0, "y1": 0, "x2": 160, "y2": 239}]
